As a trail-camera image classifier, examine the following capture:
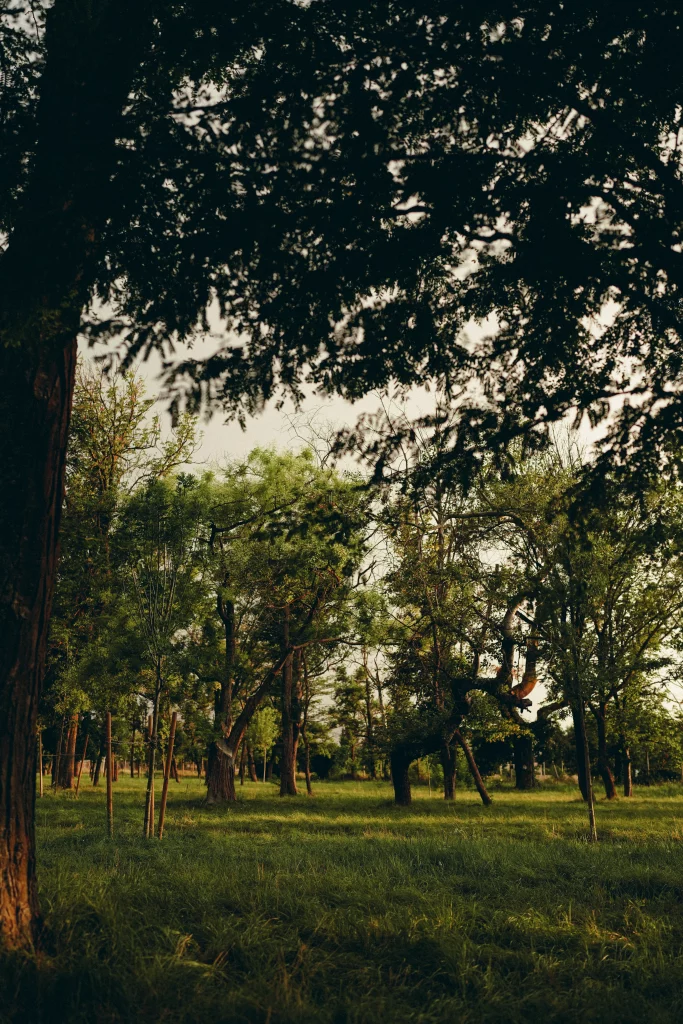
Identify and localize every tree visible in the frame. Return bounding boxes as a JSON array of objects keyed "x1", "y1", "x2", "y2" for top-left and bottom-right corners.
[
  {"x1": 114, "y1": 477, "x2": 206, "y2": 836},
  {"x1": 247, "y1": 707, "x2": 279, "y2": 783}
]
